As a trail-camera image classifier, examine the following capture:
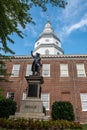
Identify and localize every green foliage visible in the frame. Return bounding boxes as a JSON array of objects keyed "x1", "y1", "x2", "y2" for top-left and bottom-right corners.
[
  {"x1": 0, "y1": 88, "x2": 5, "y2": 100},
  {"x1": 82, "y1": 124, "x2": 87, "y2": 130},
  {"x1": 0, "y1": 118, "x2": 82, "y2": 129},
  {"x1": 0, "y1": 61, "x2": 7, "y2": 81},
  {"x1": 0, "y1": 98, "x2": 16, "y2": 118},
  {"x1": 0, "y1": 0, "x2": 67, "y2": 54},
  {"x1": 0, "y1": 58, "x2": 11, "y2": 82},
  {"x1": 0, "y1": 0, "x2": 32, "y2": 54},
  {"x1": 51, "y1": 101, "x2": 75, "y2": 121}
]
